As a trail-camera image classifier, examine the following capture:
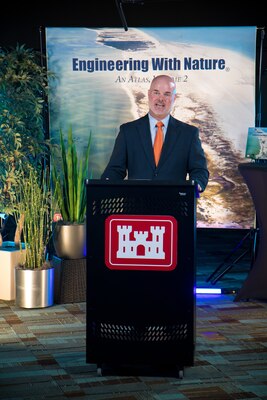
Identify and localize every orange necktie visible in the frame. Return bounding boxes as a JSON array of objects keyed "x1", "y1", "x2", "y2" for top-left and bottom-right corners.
[{"x1": 154, "y1": 121, "x2": 164, "y2": 166}]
